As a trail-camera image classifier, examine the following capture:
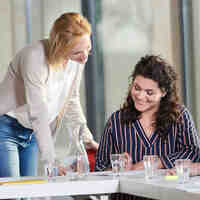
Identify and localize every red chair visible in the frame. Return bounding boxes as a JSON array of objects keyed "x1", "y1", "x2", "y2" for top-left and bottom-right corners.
[{"x1": 87, "y1": 149, "x2": 97, "y2": 172}]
